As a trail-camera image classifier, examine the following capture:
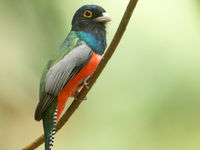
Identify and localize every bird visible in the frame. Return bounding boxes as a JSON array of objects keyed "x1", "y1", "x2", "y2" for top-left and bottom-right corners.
[{"x1": 34, "y1": 4, "x2": 111, "y2": 150}]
